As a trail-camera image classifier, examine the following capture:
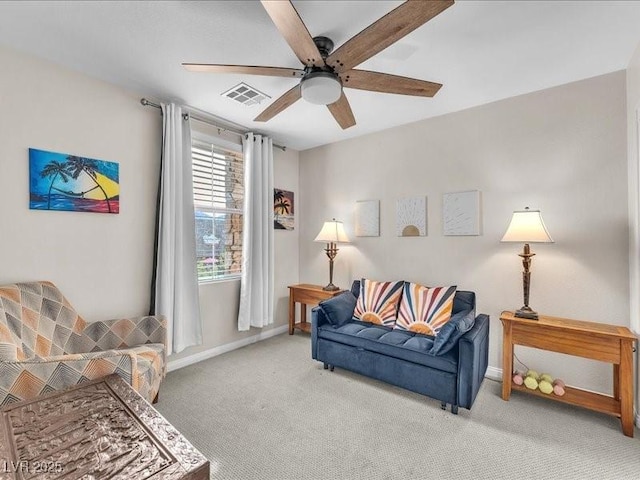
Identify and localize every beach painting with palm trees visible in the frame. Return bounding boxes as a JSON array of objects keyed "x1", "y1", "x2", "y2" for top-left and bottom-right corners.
[
  {"x1": 274, "y1": 188, "x2": 294, "y2": 230},
  {"x1": 29, "y1": 148, "x2": 120, "y2": 214}
]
